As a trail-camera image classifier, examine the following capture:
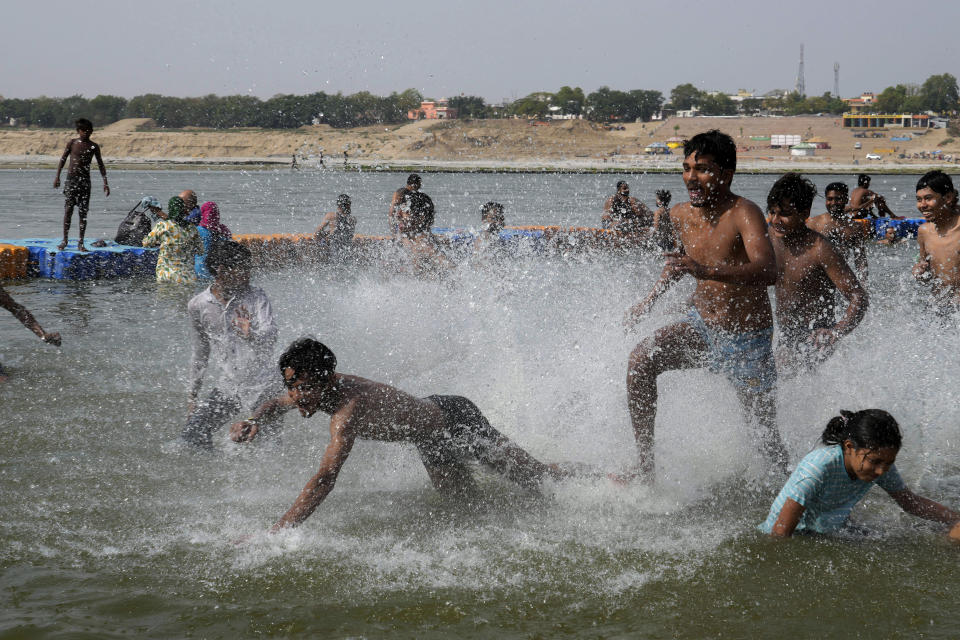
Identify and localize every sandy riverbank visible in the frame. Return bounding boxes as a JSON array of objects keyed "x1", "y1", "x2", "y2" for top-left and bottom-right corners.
[{"x1": 1, "y1": 116, "x2": 957, "y2": 172}]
